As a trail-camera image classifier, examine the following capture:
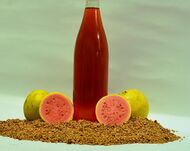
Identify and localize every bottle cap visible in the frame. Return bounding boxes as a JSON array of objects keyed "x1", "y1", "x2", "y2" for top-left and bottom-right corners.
[{"x1": 86, "y1": 0, "x2": 99, "y2": 8}]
